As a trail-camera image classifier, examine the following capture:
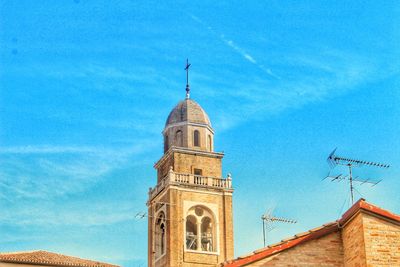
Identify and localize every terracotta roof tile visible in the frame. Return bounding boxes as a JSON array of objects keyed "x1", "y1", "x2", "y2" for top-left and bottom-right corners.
[{"x1": 0, "y1": 250, "x2": 119, "y2": 267}]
